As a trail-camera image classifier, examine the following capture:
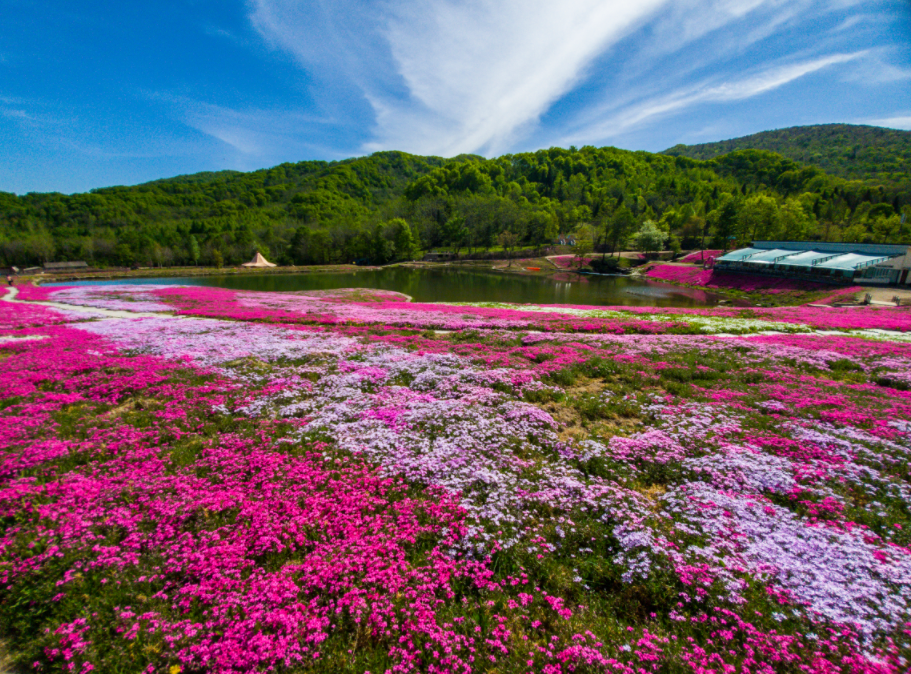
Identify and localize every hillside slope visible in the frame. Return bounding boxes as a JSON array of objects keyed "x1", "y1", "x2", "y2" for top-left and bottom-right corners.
[
  {"x1": 664, "y1": 124, "x2": 911, "y2": 188},
  {"x1": 1, "y1": 142, "x2": 909, "y2": 269}
]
